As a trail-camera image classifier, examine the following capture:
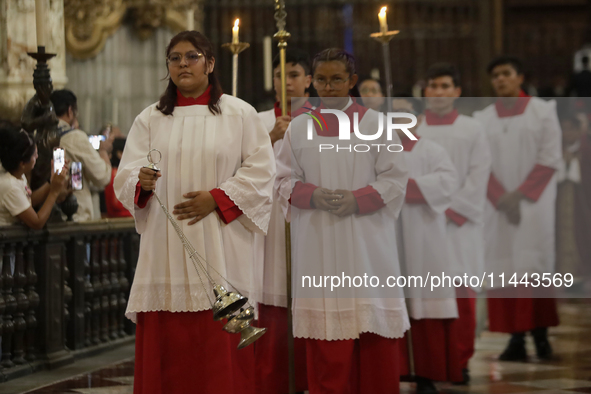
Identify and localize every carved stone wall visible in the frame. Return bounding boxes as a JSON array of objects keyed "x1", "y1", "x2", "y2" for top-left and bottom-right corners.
[
  {"x1": 64, "y1": 0, "x2": 204, "y2": 59},
  {"x1": 65, "y1": 24, "x2": 175, "y2": 135}
]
